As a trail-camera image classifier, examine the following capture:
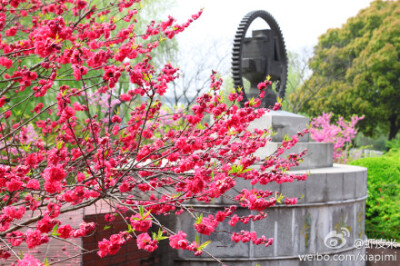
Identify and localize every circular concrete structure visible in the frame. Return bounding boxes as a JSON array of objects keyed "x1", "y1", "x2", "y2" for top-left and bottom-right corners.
[{"x1": 158, "y1": 112, "x2": 367, "y2": 266}]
